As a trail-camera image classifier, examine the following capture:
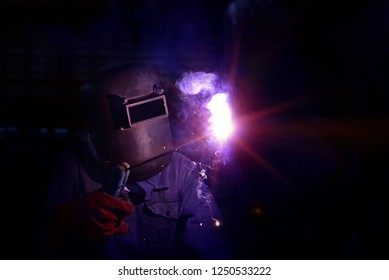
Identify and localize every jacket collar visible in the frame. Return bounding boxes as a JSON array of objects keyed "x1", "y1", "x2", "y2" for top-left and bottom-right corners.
[{"x1": 137, "y1": 171, "x2": 169, "y2": 201}]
